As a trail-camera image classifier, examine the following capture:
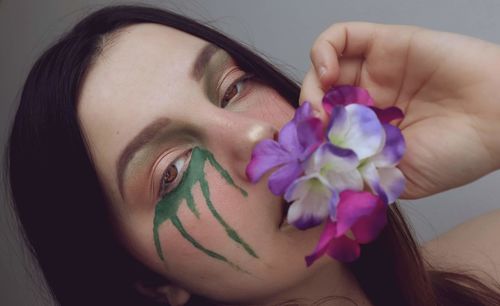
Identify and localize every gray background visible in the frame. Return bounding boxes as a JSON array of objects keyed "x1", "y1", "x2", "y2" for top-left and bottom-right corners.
[{"x1": 1, "y1": 0, "x2": 500, "y2": 305}]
